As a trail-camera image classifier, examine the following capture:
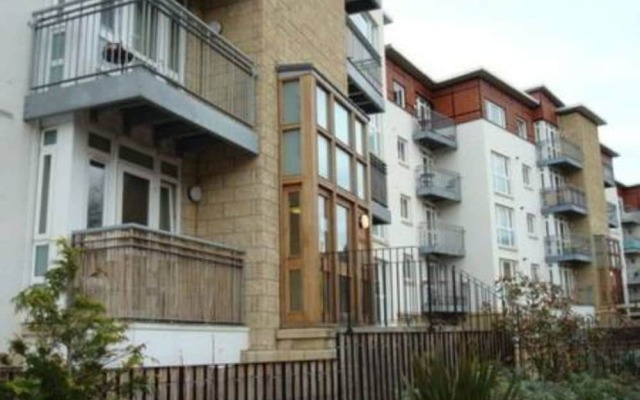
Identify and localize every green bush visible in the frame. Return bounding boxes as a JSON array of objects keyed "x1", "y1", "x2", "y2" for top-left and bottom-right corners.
[{"x1": 515, "y1": 374, "x2": 640, "y2": 400}]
